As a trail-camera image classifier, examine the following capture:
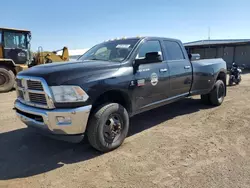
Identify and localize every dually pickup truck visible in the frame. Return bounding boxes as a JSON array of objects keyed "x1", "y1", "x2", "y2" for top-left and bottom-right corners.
[{"x1": 14, "y1": 37, "x2": 227, "y2": 152}]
